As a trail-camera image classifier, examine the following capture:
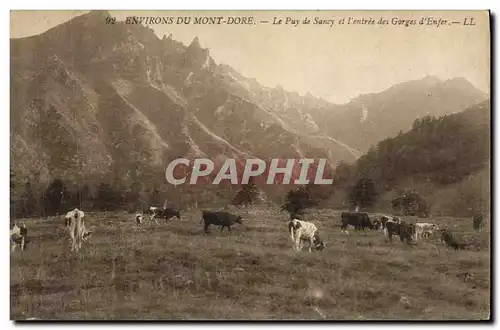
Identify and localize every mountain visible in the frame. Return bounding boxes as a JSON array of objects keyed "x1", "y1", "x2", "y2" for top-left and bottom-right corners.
[
  {"x1": 10, "y1": 11, "x2": 354, "y2": 214},
  {"x1": 328, "y1": 99, "x2": 491, "y2": 216},
  {"x1": 310, "y1": 75, "x2": 488, "y2": 152},
  {"x1": 9, "y1": 11, "x2": 489, "y2": 215}
]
